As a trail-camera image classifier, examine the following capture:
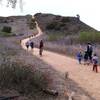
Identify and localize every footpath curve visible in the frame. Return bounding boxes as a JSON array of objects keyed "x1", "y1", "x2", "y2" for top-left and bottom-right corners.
[{"x1": 21, "y1": 22, "x2": 100, "y2": 100}]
